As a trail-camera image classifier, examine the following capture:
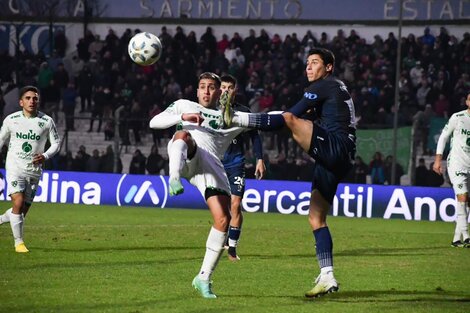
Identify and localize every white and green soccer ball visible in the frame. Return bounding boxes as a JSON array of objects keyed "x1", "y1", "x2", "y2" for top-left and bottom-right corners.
[{"x1": 128, "y1": 32, "x2": 162, "y2": 66}]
